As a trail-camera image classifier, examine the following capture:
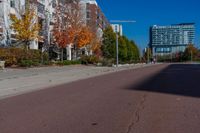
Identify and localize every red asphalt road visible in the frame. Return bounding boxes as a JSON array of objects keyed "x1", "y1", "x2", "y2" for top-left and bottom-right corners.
[{"x1": 1, "y1": 64, "x2": 200, "y2": 133}]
